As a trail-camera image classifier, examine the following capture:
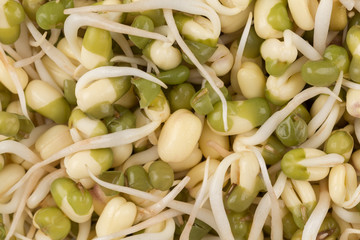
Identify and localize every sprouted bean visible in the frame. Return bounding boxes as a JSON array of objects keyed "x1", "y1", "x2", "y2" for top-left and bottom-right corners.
[{"x1": 2, "y1": 0, "x2": 360, "y2": 240}]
